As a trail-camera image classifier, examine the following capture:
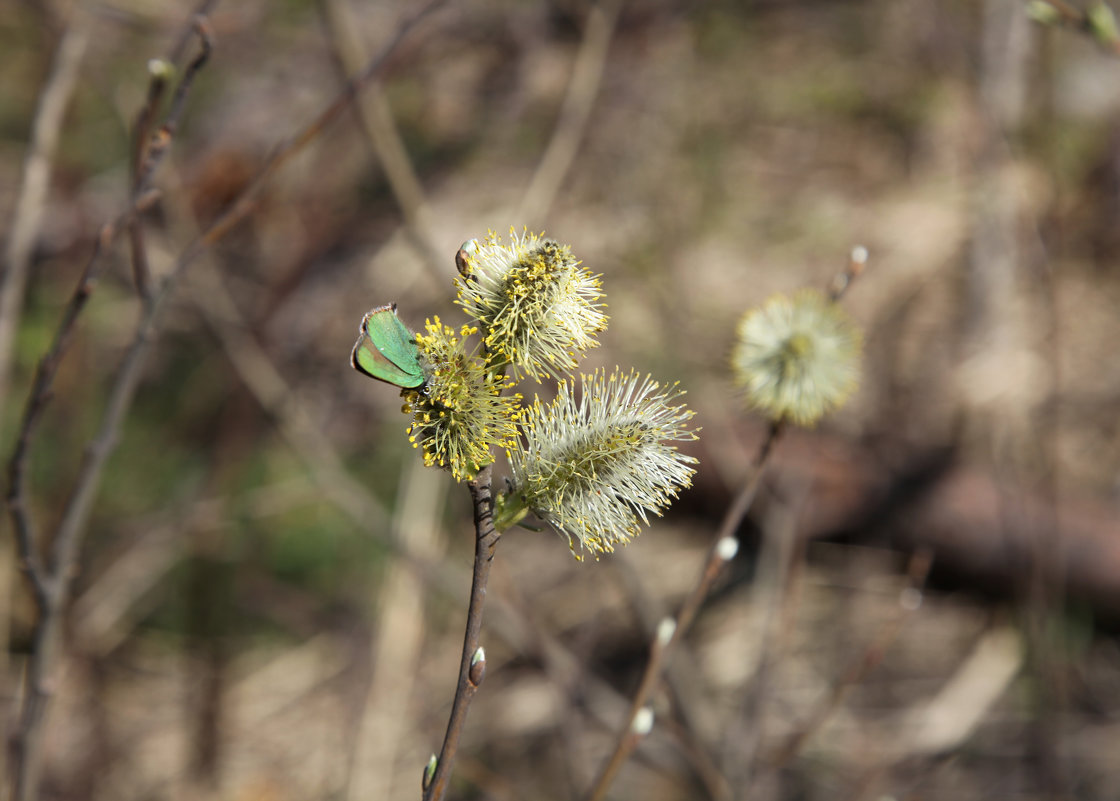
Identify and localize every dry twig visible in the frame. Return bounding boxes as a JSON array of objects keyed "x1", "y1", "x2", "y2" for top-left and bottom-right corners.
[
  {"x1": 583, "y1": 249, "x2": 868, "y2": 801},
  {"x1": 4, "y1": 6, "x2": 444, "y2": 798},
  {"x1": 0, "y1": 11, "x2": 93, "y2": 783},
  {"x1": 423, "y1": 465, "x2": 500, "y2": 801},
  {"x1": 320, "y1": 0, "x2": 446, "y2": 279},
  {"x1": 767, "y1": 549, "x2": 933, "y2": 770},
  {"x1": 516, "y1": 0, "x2": 623, "y2": 225},
  {"x1": 0, "y1": 5, "x2": 91, "y2": 430},
  {"x1": 583, "y1": 421, "x2": 782, "y2": 801},
  {"x1": 345, "y1": 462, "x2": 448, "y2": 800},
  {"x1": 5, "y1": 17, "x2": 213, "y2": 798}
]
